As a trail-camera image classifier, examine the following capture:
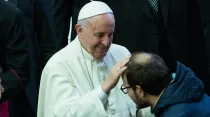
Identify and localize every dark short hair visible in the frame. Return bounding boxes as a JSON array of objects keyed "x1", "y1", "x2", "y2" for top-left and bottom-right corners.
[{"x1": 126, "y1": 52, "x2": 172, "y2": 96}]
